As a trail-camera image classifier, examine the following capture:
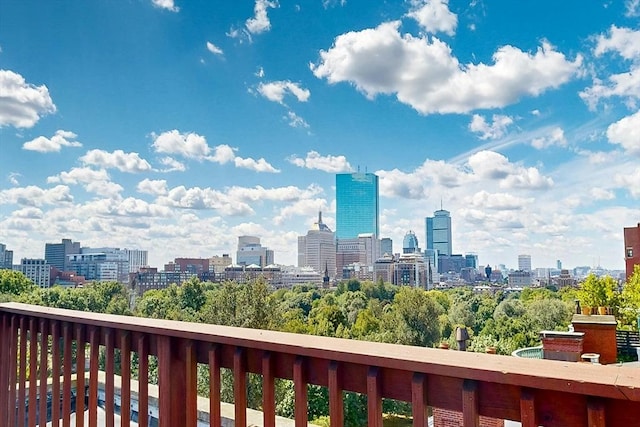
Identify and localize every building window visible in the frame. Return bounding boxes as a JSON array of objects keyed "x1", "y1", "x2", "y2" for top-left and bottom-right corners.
[{"x1": 627, "y1": 248, "x2": 634, "y2": 258}]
